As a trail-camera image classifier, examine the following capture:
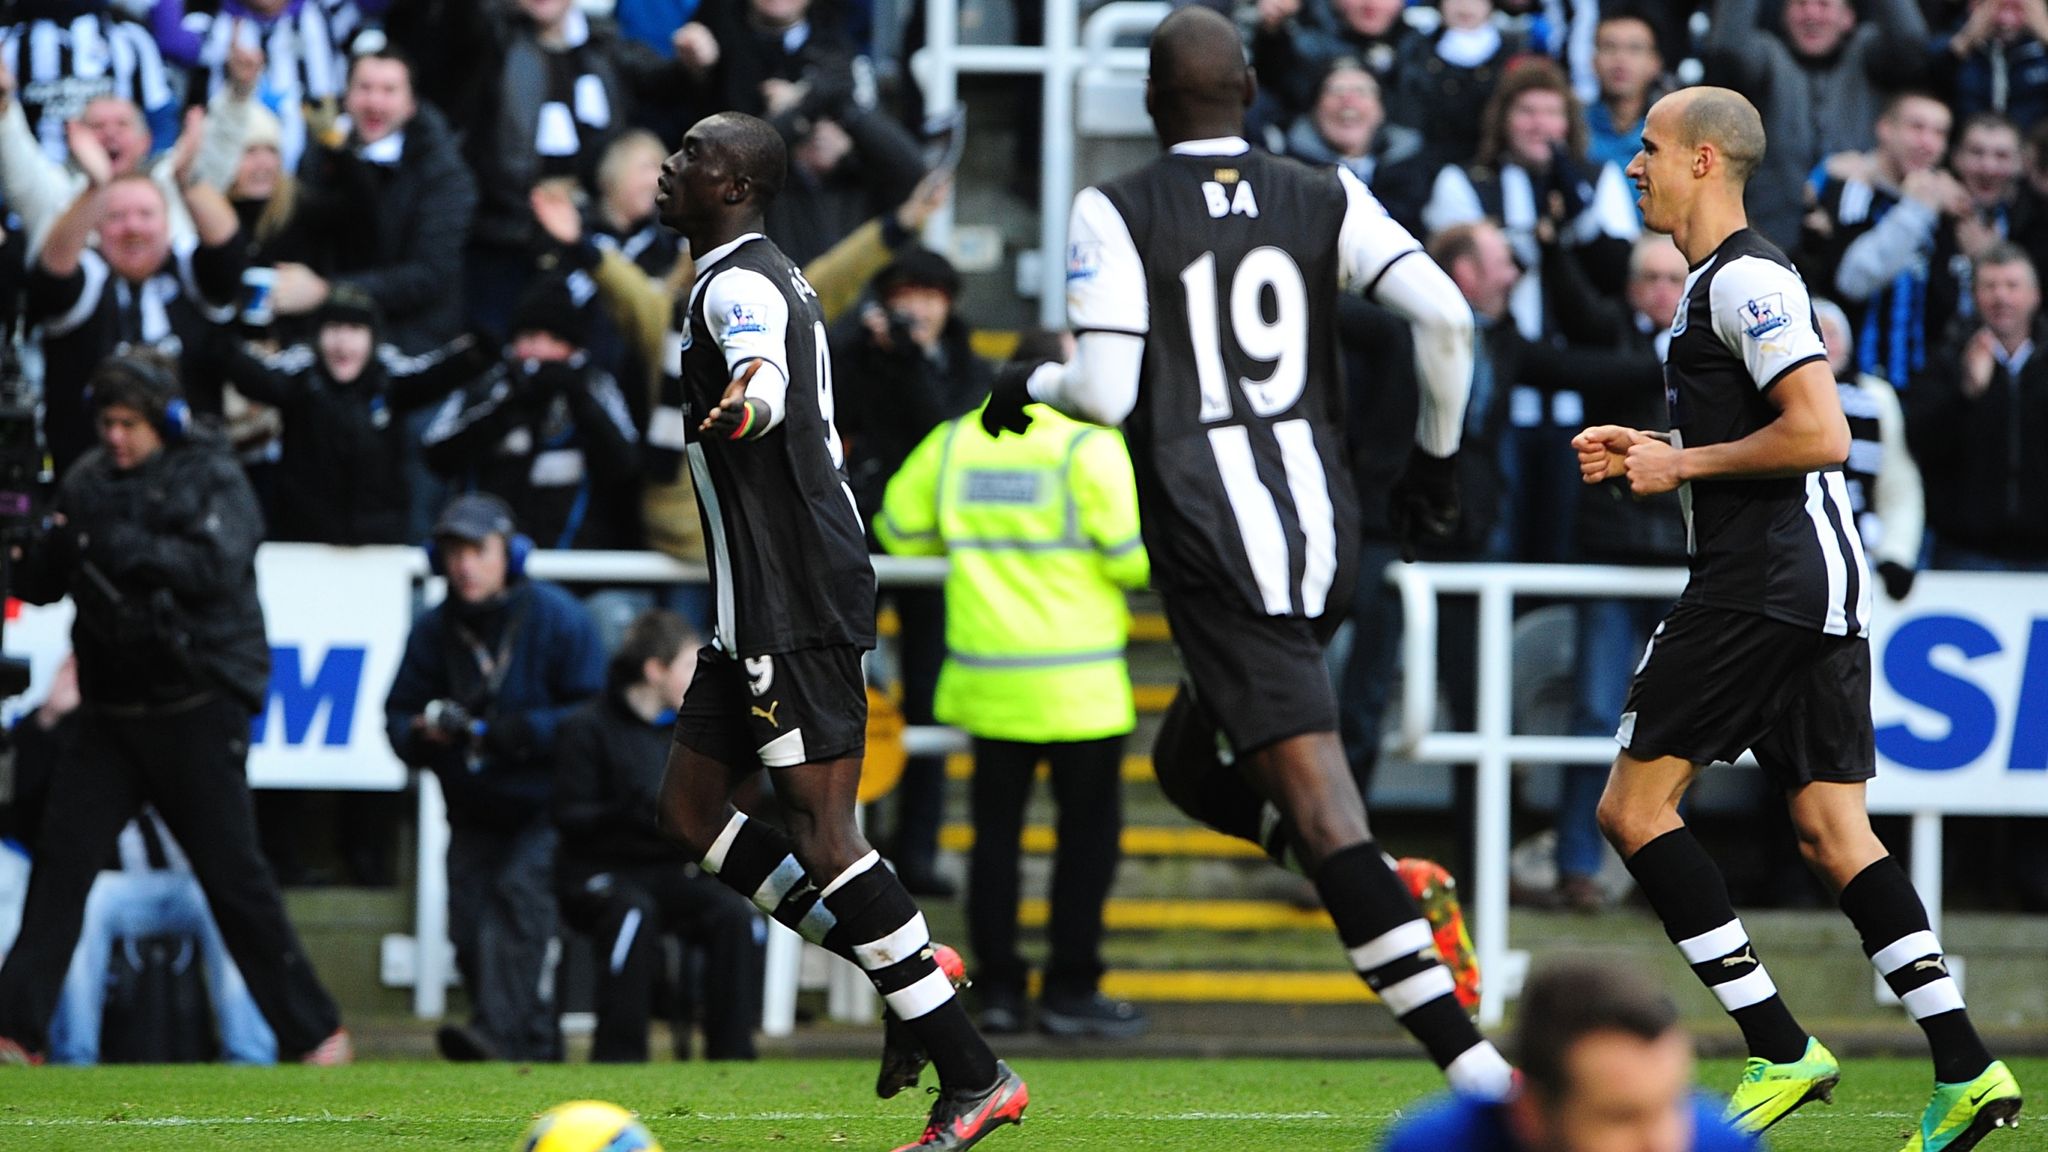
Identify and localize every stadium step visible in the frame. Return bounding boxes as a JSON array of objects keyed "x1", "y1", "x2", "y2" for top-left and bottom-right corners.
[
  {"x1": 940, "y1": 821, "x2": 1265, "y2": 858},
  {"x1": 1097, "y1": 969, "x2": 1372, "y2": 1004},
  {"x1": 1019, "y1": 897, "x2": 1332, "y2": 933}
]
